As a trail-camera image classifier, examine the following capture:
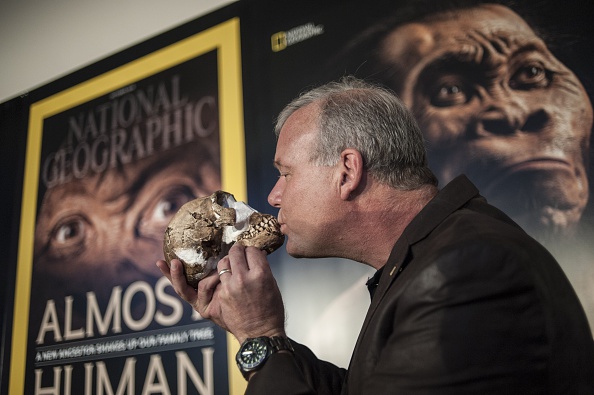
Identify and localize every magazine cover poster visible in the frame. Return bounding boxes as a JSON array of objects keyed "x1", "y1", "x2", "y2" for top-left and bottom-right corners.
[
  {"x1": 10, "y1": 18, "x2": 245, "y2": 395},
  {"x1": 242, "y1": 0, "x2": 594, "y2": 369}
]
